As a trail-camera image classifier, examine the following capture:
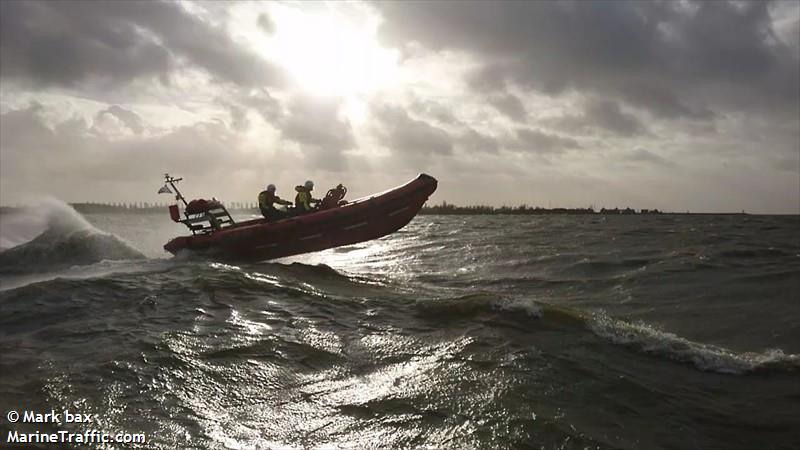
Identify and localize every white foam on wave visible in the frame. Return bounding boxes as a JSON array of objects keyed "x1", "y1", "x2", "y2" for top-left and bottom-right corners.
[
  {"x1": 490, "y1": 297, "x2": 543, "y2": 318},
  {"x1": 0, "y1": 197, "x2": 98, "y2": 250},
  {"x1": 41, "y1": 198, "x2": 96, "y2": 233},
  {"x1": 0, "y1": 198, "x2": 149, "y2": 279},
  {"x1": 587, "y1": 312, "x2": 800, "y2": 374}
]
